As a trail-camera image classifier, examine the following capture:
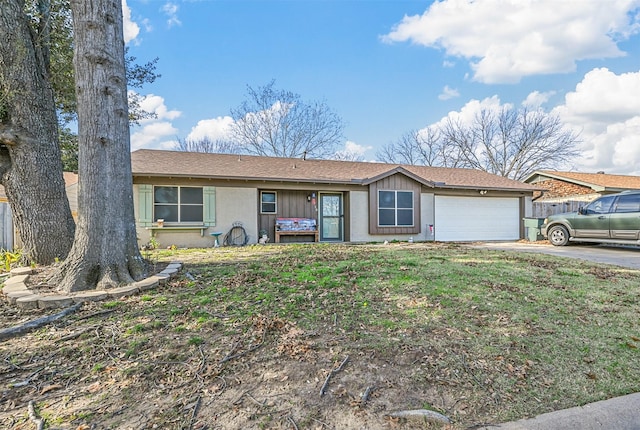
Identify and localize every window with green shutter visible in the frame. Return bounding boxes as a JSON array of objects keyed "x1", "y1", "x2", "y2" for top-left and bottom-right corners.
[{"x1": 138, "y1": 185, "x2": 216, "y2": 226}]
